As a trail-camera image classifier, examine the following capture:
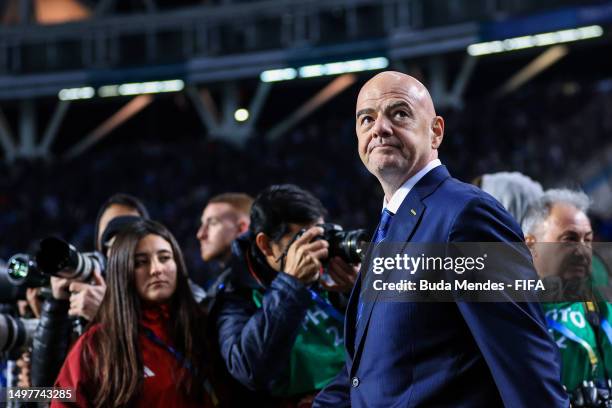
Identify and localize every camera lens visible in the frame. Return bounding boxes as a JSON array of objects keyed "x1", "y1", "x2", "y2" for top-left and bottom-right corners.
[
  {"x1": 37, "y1": 237, "x2": 104, "y2": 282},
  {"x1": 336, "y1": 229, "x2": 368, "y2": 264},
  {"x1": 0, "y1": 314, "x2": 38, "y2": 353},
  {"x1": 320, "y1": 223, "x2": 368, "y2": 264},
  {"x1": 7, "y1": 254, "x2": 37, "y2": 284},
  {"x1": 5, "y1": 254, "x2": 48, "y2": 288}
]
